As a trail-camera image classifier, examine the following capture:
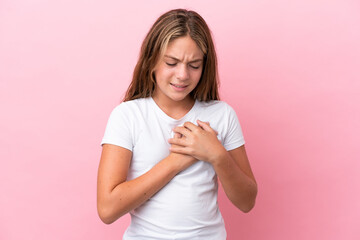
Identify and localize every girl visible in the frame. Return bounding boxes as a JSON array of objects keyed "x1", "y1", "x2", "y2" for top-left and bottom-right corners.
[{"x1": 97, "y1": 9, "x2": 257, "y2": 240}]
